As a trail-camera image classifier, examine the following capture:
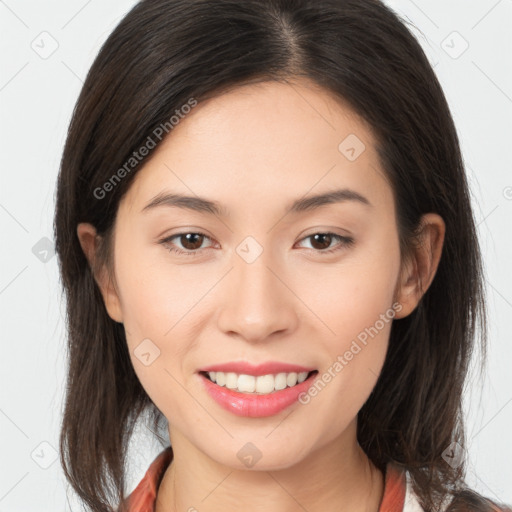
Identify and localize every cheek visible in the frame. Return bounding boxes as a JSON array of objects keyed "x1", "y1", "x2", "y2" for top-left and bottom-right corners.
[
  {"x1": 113, "y1": 245, "x2": 218, "y2": 410},
  {"x1": 296, "y1": 238, "x2": 400, "y2": 426},
  {"x1": 303, "y1": 237, "x2": 401, "y2": 346},
  {"x1": 299, "y1": 295, "x2": 393, "y2": 444},
  {"x1": 114, "y1": 243, "x2": 203, "y2": 340}
]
